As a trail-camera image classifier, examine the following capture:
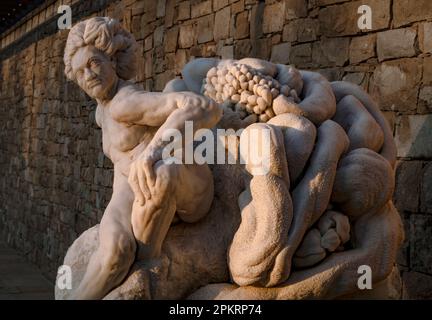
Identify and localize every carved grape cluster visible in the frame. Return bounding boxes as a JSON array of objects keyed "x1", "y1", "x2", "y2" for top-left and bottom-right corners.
[{"x1": 201, "y1": 63, "x2": 300, "y2": 123}]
